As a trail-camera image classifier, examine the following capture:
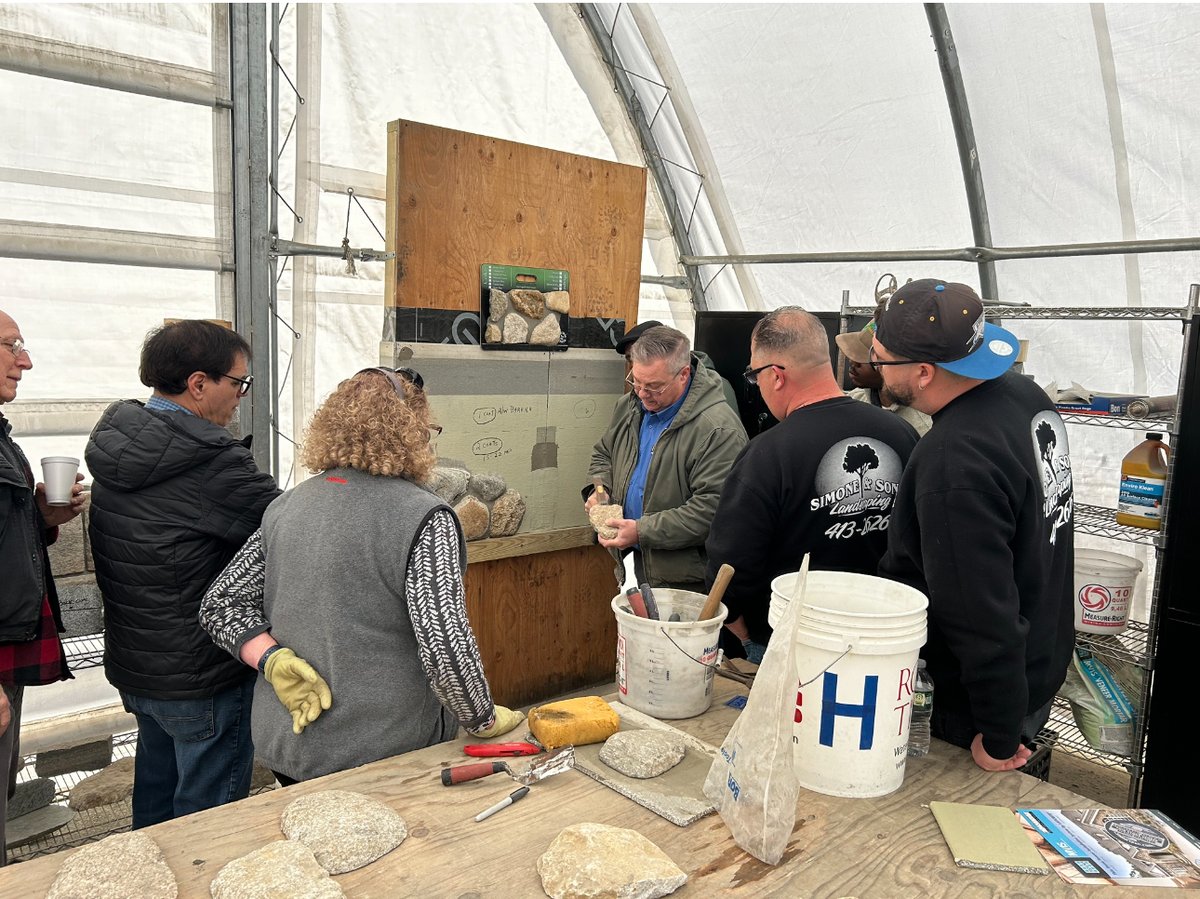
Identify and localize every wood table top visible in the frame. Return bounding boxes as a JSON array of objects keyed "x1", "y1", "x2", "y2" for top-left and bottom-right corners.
[{"x1": 4, "y1": 678, "x2": 1189, "y2": 898}]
